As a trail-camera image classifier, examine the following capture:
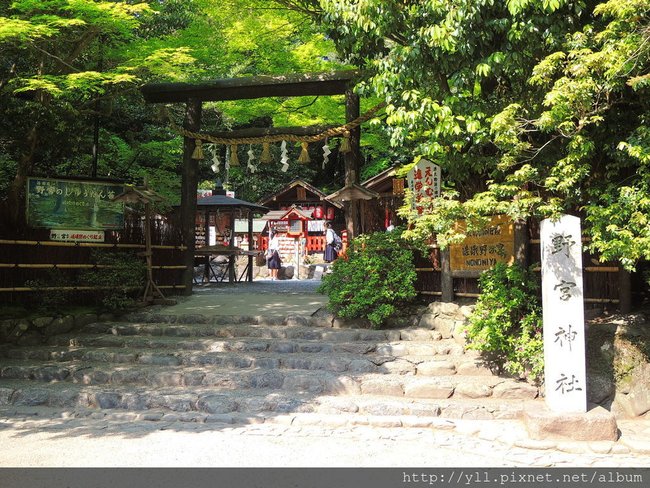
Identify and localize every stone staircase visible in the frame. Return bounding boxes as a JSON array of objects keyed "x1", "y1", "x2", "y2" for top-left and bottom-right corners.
[{"x1": 0, "y1": 312, "x2": 541, "y2": 427}]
